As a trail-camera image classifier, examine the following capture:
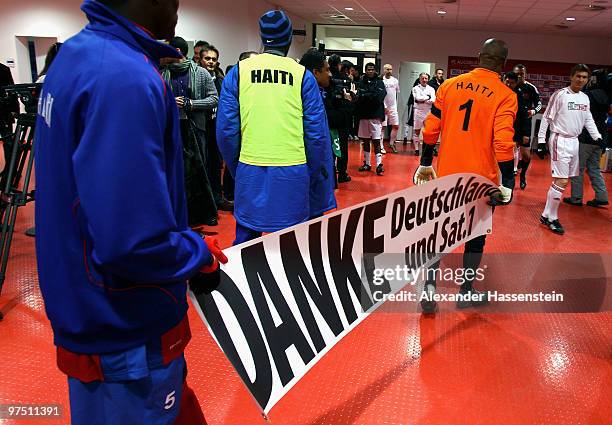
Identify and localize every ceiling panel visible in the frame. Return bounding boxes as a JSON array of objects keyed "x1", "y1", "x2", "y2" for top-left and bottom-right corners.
[{"x1": 272, "y1": 0, "x2": 612, "y2": 37}]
